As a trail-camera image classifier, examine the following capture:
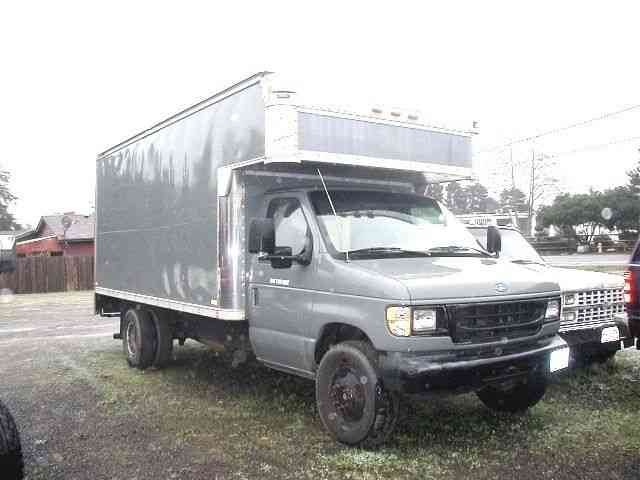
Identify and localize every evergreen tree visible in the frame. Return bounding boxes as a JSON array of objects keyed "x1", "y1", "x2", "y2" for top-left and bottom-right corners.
[
  {"x1": 0, "y1": 170, "x2": 20, "y2": 230},
  {"x1": 499, "y1": 187, "x2": 528, "y2": 211}
]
